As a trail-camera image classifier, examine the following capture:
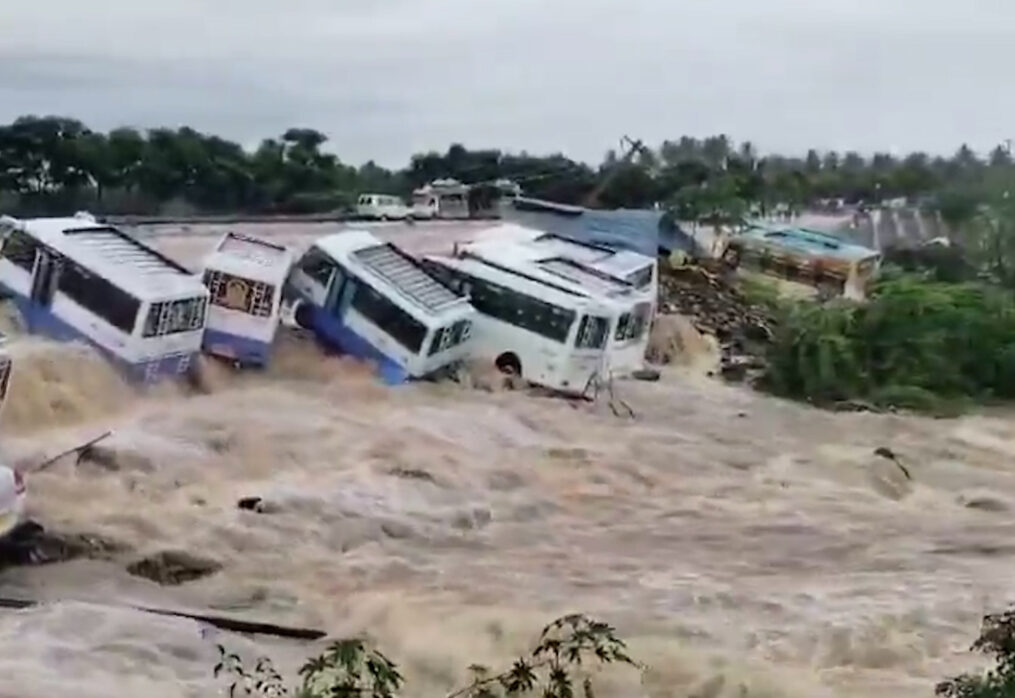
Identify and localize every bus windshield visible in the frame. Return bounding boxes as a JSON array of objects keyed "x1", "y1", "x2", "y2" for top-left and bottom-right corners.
[
  {"x1": 143, "y1": 297, "x2": 207, "y2": 337},
  {"x1": 204, "y1": 270, "x2": 275, "y2": 317}
]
